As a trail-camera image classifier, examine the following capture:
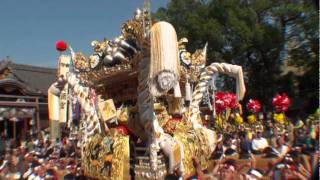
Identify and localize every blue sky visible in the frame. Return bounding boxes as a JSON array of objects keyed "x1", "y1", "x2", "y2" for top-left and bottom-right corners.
[{"x1": 0, "y1": 0, "x2": 168, "y2": 67}]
